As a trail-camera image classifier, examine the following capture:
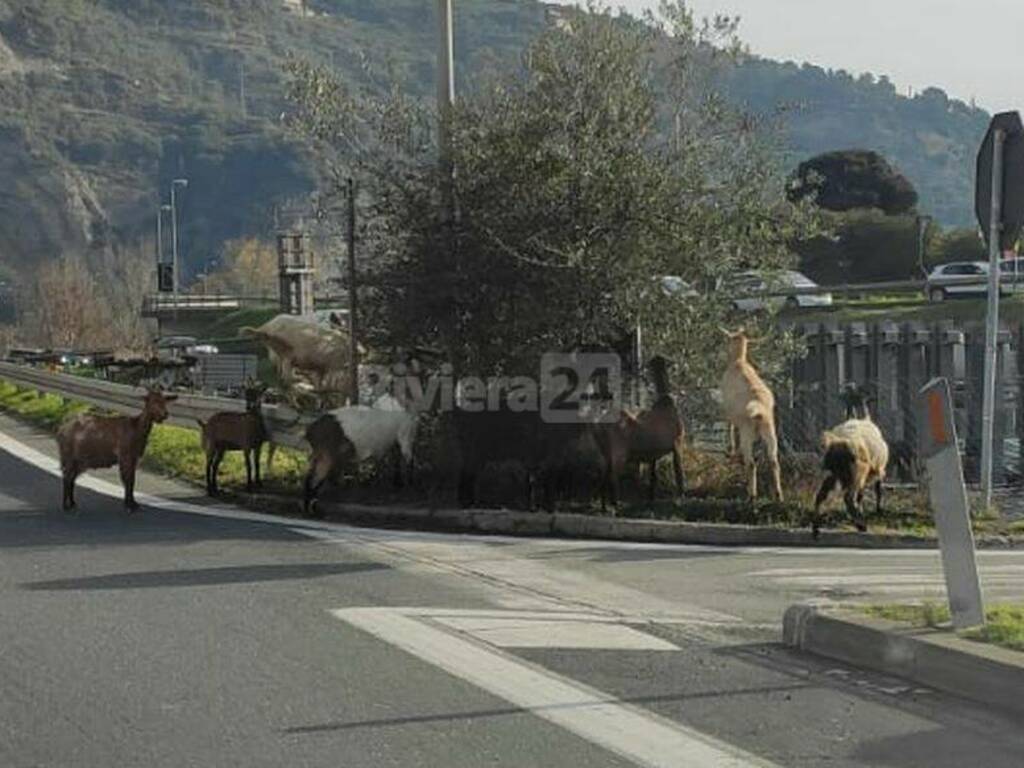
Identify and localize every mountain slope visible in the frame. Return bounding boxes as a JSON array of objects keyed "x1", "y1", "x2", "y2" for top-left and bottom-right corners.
[
  {"x1": 0, "y1": 0, "x2": 989, "y2": 287},
  {"x1": 721, "y1": 57, "x2": 989, "y2": 227}
]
